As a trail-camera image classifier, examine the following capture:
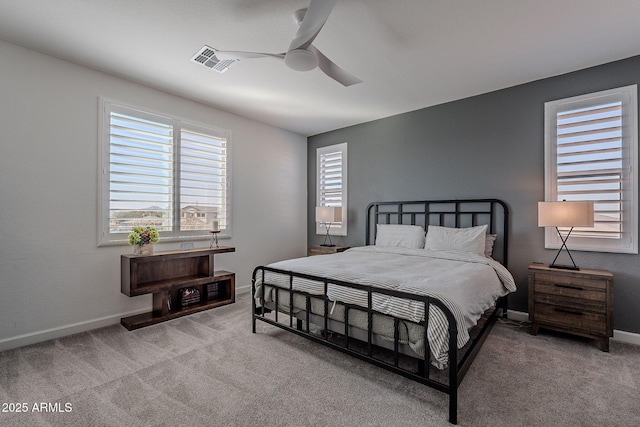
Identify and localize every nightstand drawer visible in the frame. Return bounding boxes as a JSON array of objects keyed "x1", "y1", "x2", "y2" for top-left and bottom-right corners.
[
  {"x1": 533, "y1": 279, "x2": 606, "y2": 302},
  {"x1": 534, "y1": 303, "x2": 607, "y2": 335},
  {"x1": 534, "y1": 294, "x2": 606, "y2": 313},
  {"x1": 535, "y1": 271, "x2": 608, "y2": 289}
]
